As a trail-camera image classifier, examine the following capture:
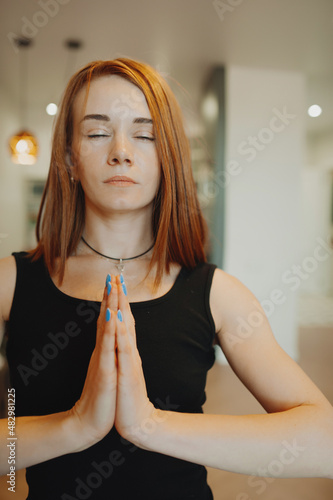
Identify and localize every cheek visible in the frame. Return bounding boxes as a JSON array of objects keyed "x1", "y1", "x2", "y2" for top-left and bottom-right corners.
[
  {"x1": 145, "y1": 160, "x2": 161, "y2": 194},
  {"x1": 77, "y1": 143, "x2": 106, "y2": 165},
  {"x1": 74, "y1": 148, "x2": 108, "y2": 183},
  {"x1": 154, "y1": 167, "x2": 161, "y2": 193},
  {"x1": 148, "y1": 149, "x2": 160, "y2": 179},
  {"x1": 152, "y1": 149, "x2": 161, "y2": 185},
  {"x1": 75, "y1": 158, "x2": 99, "y2": 188},
  {"x1": 77, "y1": 142, "x2": 95, "y2": 160}
]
